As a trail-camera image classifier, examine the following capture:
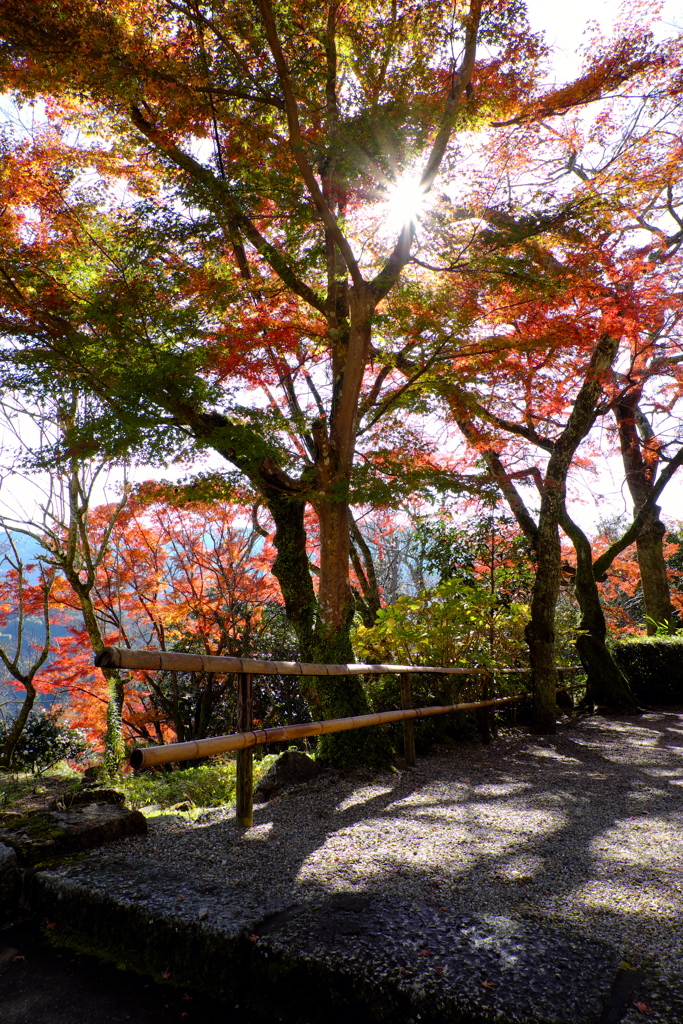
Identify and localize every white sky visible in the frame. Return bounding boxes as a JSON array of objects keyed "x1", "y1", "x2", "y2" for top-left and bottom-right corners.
[{"x1": 1, "y1": 0, "x2": 682, "y2": 535}]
